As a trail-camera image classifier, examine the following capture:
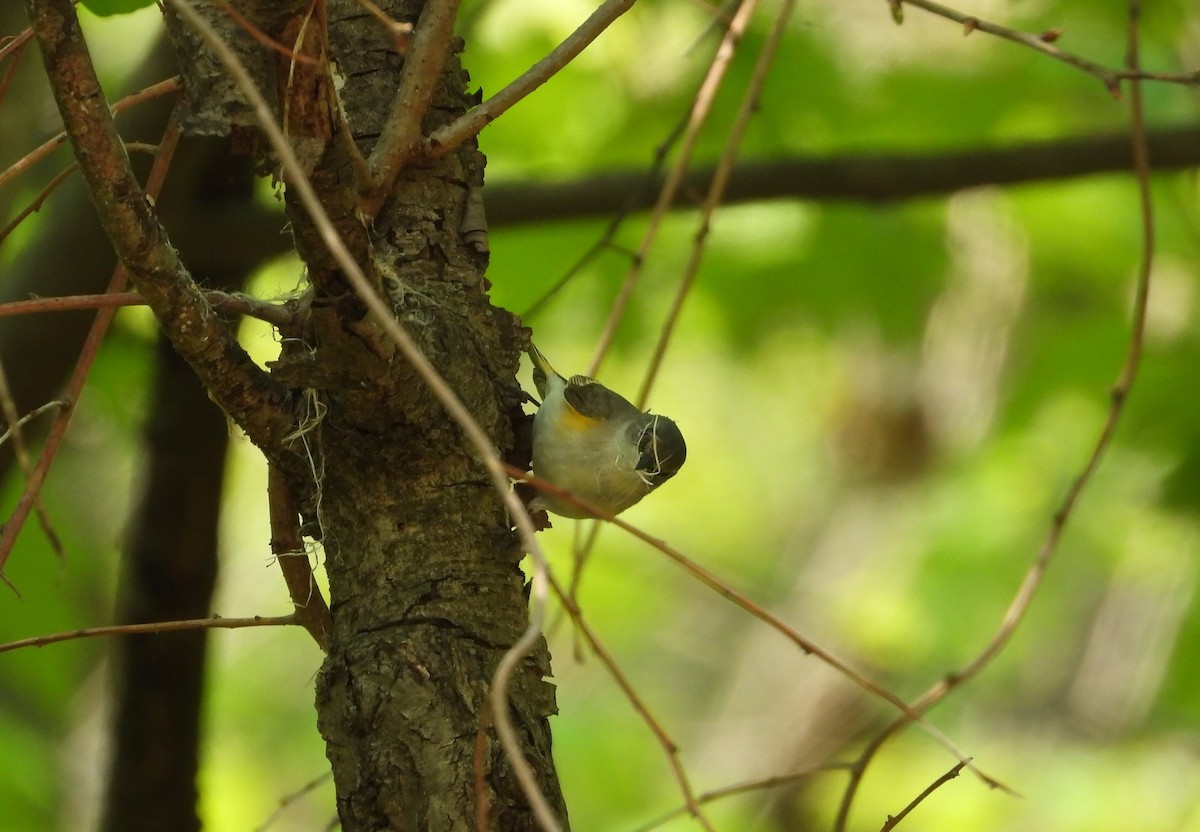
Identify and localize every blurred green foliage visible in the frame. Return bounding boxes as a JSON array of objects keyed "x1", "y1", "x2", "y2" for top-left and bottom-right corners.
[{"x1": 4, "y1": 1, "x2": 1200, "y2": 831}]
